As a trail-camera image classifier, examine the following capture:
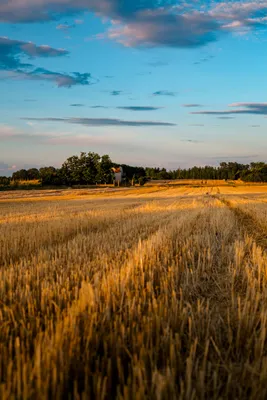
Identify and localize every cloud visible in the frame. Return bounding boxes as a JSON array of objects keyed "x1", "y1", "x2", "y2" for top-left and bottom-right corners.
[
  {"x1": 0, "y1": 36, "x2": 68, "y2": 70},
  {"x1": 181, "y1": 139, "x2": 203, "y2": 143},
  {"x1": 1, "y1": 125, "x2": 182, "y2": 169},
  {"x1": 0, "y1": 0, "x2": 169, "y2": 23},
  {"x1": 0, "y1": 162, "x2": 17, "y2": 175},
  {"x1": 153, "y1": 90, "x2": 177, "y2": 97},
  {"x1": 0, "y1": 124, "x2": 21, "y2": 138},
  {"x1": 21, "y1": 116, "x2": 176, "y2": 127},
  {"x1": 183, "y1": 104, "x2": 203, "y2": 108},
  {"x1": 107, "y1": 10, "x2": 219, "y2": 48},
  {"x1": 209, "y1": 154, "x2": 260, "y2": 161},
  {"x1": 210, "y1": 2, "x2": 267, "y2": 31},
  {"x1": 191, "y1": 103, "x2": 267, "y2": 116},
  {"x1": 136, "y1": 71, "x2": 152, "y2": 76},
  {"x1": 57, "y1": 20, "x2": 84, "y2": 31},
  {"x1": 147, "y1": 61, "x2": 169, "y2": 67},
  {"x1": 0, "y1": 36, "x2": 95, "y2": 87},
  {"x1": 90, "y1": 105, "x2": 109, "y2": 109},
  {"x1": 70, "y1": 103, "x2": 85, "y2": 107},
  {"x1": 117, "y1": 106, "x2": 162, "y2": 111},
  {"x1": 4, "y1": 69, "x2": 96, "y2": 88},
  {"x1": 86, "y1": 105, "x2": 162, "y2": 111},
  {"x1": 217, "y1": 116, "x2": 236, "y2": 120},
  {"x1": 2, "y1": 1, "x2": 267, "y2": 49},
  {"x1": 193, "y1": 55, "x2": 215, "y2": 66},
  {"x1": 110, "y1": 90, "x2": 123, "y2": 96},
  {"x1": 56, "y1": 23, "x2": 75, "y2": 31},
  {"x1": 189, "y1": 124, "x2": 205, "y2": 127}
]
